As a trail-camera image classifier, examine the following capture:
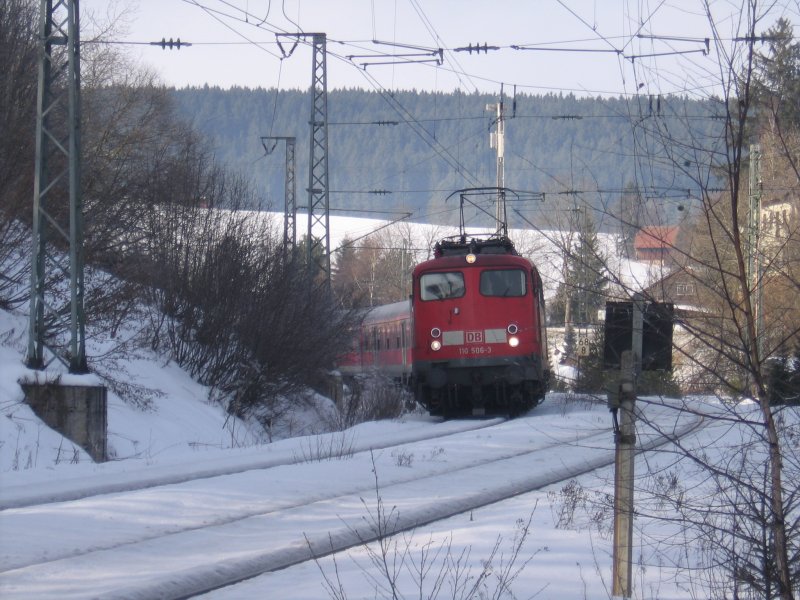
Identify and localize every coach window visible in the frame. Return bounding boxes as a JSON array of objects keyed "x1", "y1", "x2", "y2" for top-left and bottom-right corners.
[
  {"x1": 480, "y1": 269, "x2": 527, "y2": 297},
  {"x1": 420, "y1": 272, "x2": 465, "y2": 301}
]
